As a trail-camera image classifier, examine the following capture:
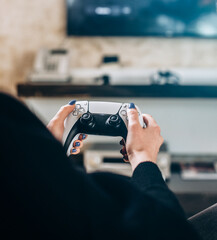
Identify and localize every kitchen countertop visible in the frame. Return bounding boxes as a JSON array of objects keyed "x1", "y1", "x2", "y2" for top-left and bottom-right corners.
[{"x1": 17, "y1": 83, "x2": 217, "y2": 98}]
